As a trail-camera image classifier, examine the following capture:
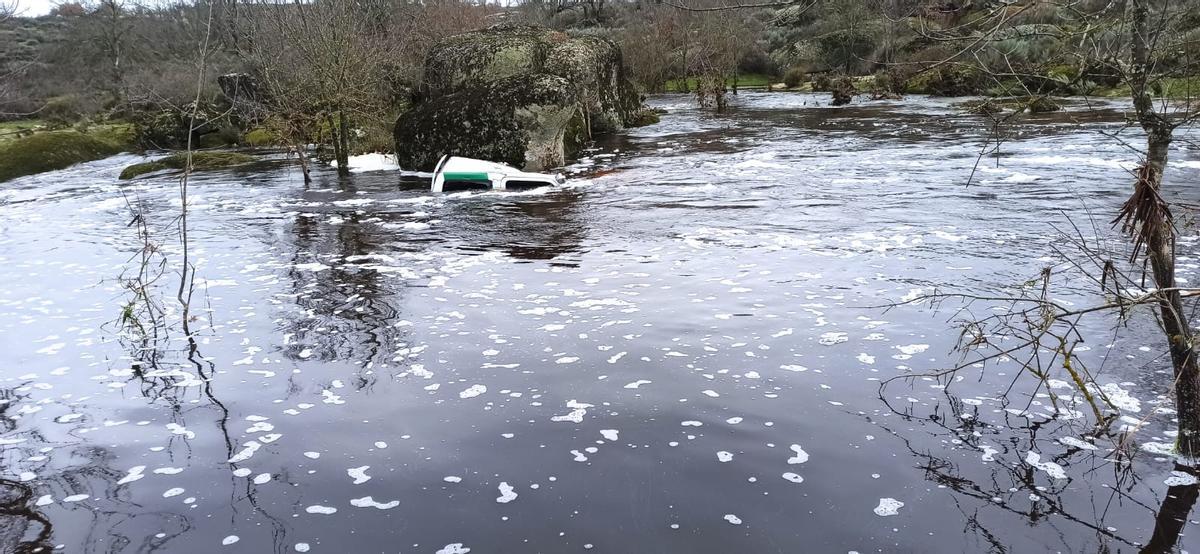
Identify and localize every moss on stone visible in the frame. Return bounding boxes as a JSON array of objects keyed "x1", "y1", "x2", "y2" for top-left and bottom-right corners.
[
  {"x1": 960, "y1": 95, "x2": 1062, "y2": 115},
  {"x1": 119, "y1": 151, "x2": 256, "y2": 180},
  {"x1": 395, "y1": 74, "x2": 579, "y2": 171},
  {"x1": 0, "y1": 129, "x2": 132, "y2": 183},
  {"x1": 243, "y1": 127, "x2": 279, "y2": 147},
  {"x1": 627, "y1": 108, "x2": 661, "y2": 127},
  {"x1": 397, "y1": 24, "x2": 651, "y2": 171}
]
